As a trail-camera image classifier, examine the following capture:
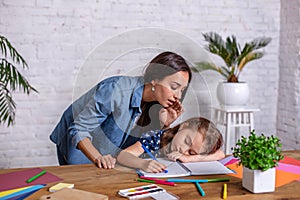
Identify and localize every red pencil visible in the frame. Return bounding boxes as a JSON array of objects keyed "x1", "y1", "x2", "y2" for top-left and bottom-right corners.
[
  {"x1": 137, "y1": 178, "x2": 176, "y2": 186},
  {"x1": 139, "y1": 176, "x2": 167, "y2": 182}
]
